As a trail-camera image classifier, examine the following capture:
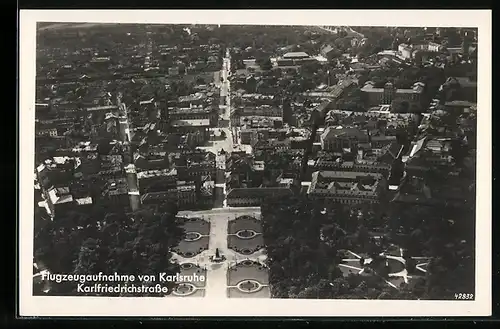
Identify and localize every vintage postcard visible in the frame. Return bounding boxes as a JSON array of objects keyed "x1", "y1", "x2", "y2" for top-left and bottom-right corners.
[{"x1": 19, "y1": 9, "x2": 491, "y2": 317}]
